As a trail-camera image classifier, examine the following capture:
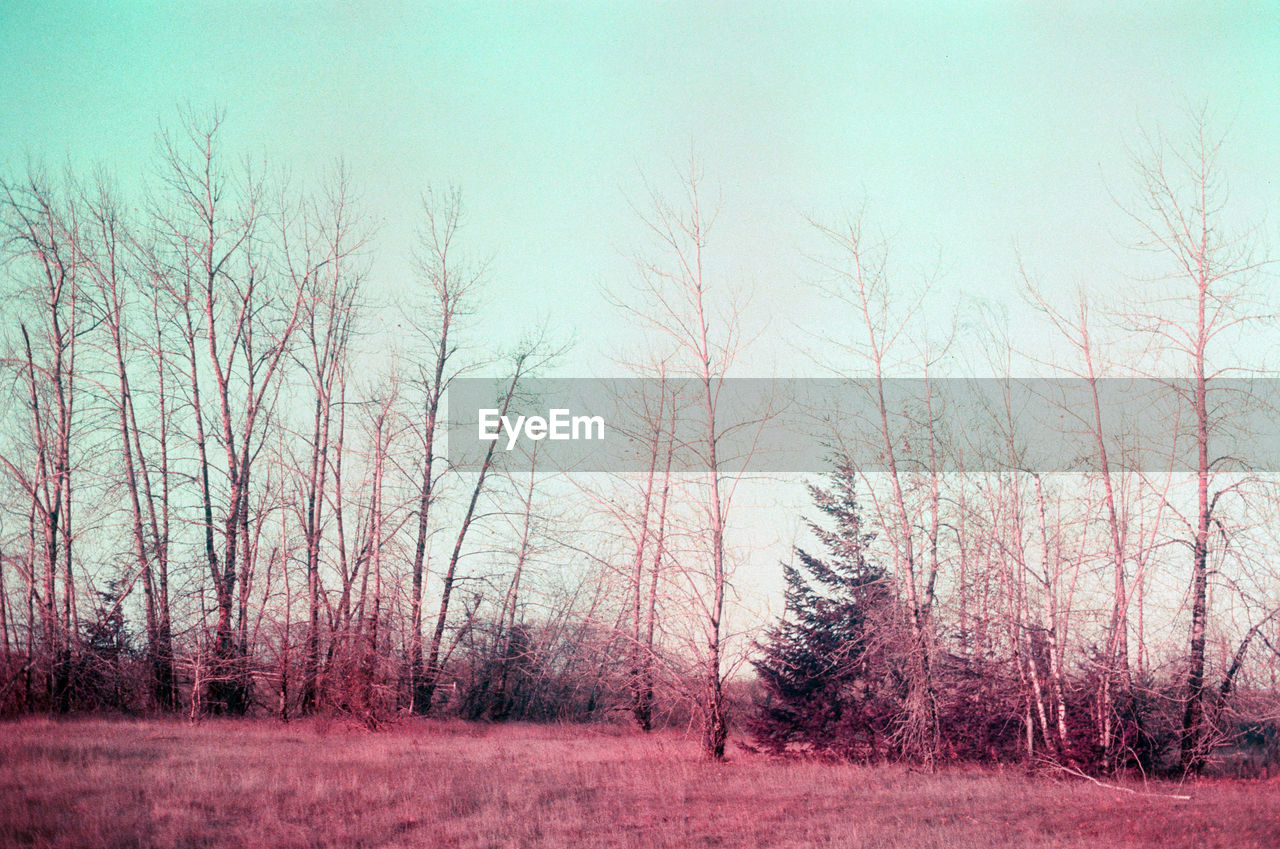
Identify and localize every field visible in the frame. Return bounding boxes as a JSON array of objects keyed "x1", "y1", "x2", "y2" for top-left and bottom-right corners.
[{"x1": 2, "y1": 718, "x2": 1277, "y2": 849}]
